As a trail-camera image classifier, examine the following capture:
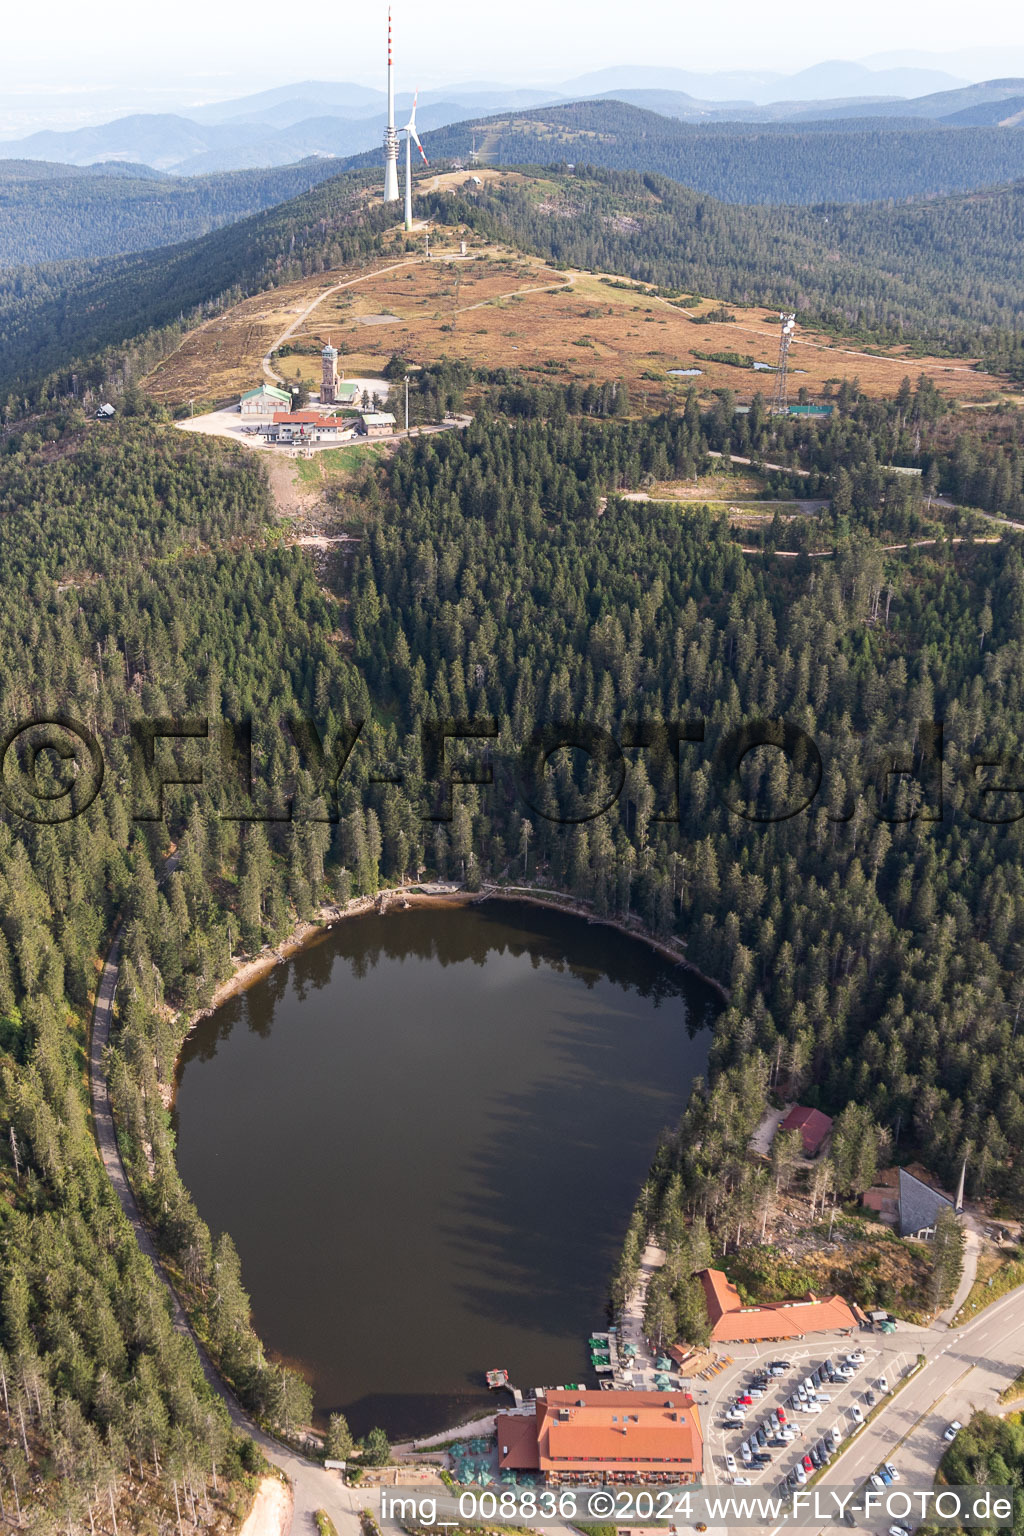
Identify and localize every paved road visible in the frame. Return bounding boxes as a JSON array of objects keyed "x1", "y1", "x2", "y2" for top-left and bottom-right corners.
[
  {"x1": 89, "y1": 924, "x2": 365, "y2": 1536},
  {"x1": 799, "y1": 1287, "x2": 1024, "y2": 1534}
]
